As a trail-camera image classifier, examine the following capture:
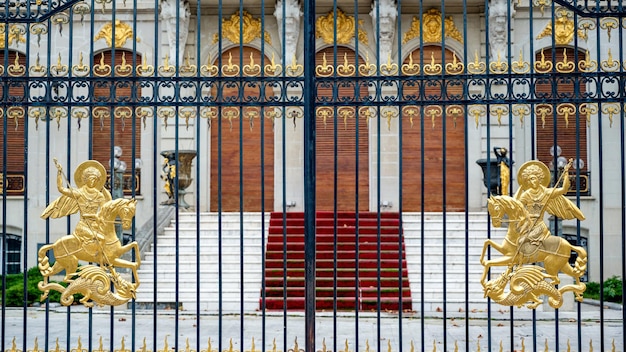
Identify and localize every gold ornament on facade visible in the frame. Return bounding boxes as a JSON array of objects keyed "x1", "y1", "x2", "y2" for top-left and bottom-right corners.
[
  {"x1": 537, "y1": 16, "x2": 587, "y2": 45},
  {"x1": 95, "y1": 20, "x2": 140, "y2": 48},
  {"x1": 30, "y1": 54, "x2": 45, "y2": 76},
  {"x1": 480, "y1": 159, "x2": 587, "y2": 309},
  {"x1": 402, "y1": 9, "x2": 463, "y2": 44},
  {"x1": 38, "y1": 159, "x2": 140, "y2": 308},
  {"x1": 315, "y1": 8, "x2": 368, "y2": 45},
  {"x1": 380, "y1": 108, "x2": 398, "y2": 131},
  {"x1": 0, "y1": 24, "x2": 26, "y2": 49},
  {"x1": 213, "y1": 10, "x2": 271, "y2": 45}
]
